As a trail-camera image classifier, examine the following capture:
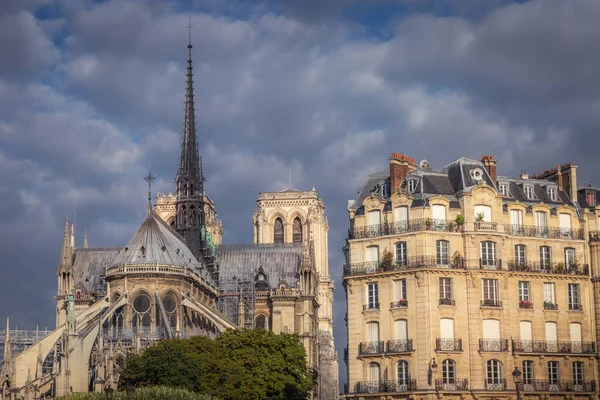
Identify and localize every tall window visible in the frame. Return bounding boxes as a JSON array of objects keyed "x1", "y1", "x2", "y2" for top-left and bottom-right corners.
[
  {"x1": 480, "y1": 241, "x2": 497, "y2": 266},
  {"x1": 525, "y1": 186, "x2": 534, "y2": 199},
  {"x1": 510, "y1": 209, "x2": 523, "y2": 226},
  {"x1": 518, "y1": 281, "x2": 530, "y2": 302},
  {"x1": 486, "y1": 360, "x2": 504, "y2": 385},
  {"x1": 482, "y1": 279, "x2": 499, "y2": 301},
  {"x1": 587, "y1": 192, "x2": 596, "y2": 207},
  {"x1": 368, "y1": 210, "x2": 381, "y2": 226},
  {"x1": 515, "y1": 245, "x2": 526, "y2": 264},
  {"x1": 255, "y1": 314, "x2": 267, "y2": 329},
  {"x1": 369, "y1": 362, "x2": 380, "y2": 382},
  {"x1": 522, "y1": 360, "x2": 534, "y2": 385},
  {"x1": 132, "y1": 292, "x2": 152, "y2": 330},
  {"x1": 397, "y1": 361, "x2": 409, "y2": 385},
  {"x1": 436, "y1": 240, "x2": 449, "y2": 265},
  {"x1": 367, "y1": 283, "x2": 379, "y2": 309},
  {"x1": 540, "y1": 246, "x2": 551, "y2": 268},
  {"x1": 274, "y1": 218, "x2": 284, "y2": 243},
  {"x1": 565, "y1": 248, "x2": 576, "y2": 267},
  {"x1": 292, "y1": 217, "x2": 302, "y2": 243},
  {"x1": 442, "y1": 359, "x2": 456, "y2": 384},
  {"x1": 535, "y1": 211, "x2": 548, "y2": 235},
  {"x1": 439, "y1": 278, "x2": 453, "y2": 302},
  {"x1": 548, "y1": 361, "x2": 559, "y2": 385},
  {"x1": 568, "y1": 284, "x2": 580, "y2": 310},
  {"x1": 548, "y1": 187, "x2": 557, "y2": 201},
  {"x1": 395, "y1": 242, "x2": 407, "y2": 266},
  {"x1": 572, "y1": 362, "x2": 584, "y2": 385},
  {"x1": 394, "y1": 279, "x2": 407, "y2": 301},
  {"x1": 407, "y1": 180, "x2": 416, "y2": 193},
  {"x1": 544, "y1": 282, "x2": 556, "y2": 304},
  {"x1": 499, "y1": 184, "x2": 508, "y2": 196},
  {"x1": 367, "y1": 322, "x2": 379, "y2": 342},
  {"x1": 366, "y1": 246, "x2": 380, "y2": 263},
  {"x1": 394, "y1": 206, "x2": 409, "y2": 229}
]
